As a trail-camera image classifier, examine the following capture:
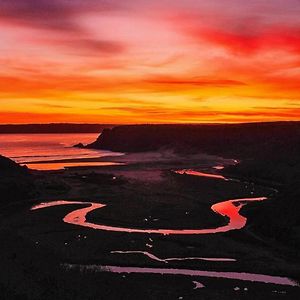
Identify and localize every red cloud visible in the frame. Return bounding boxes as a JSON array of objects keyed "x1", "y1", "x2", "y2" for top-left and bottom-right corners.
[
  {"x1": 197, "y1": 27, "x2": 300, "y2": 55},
  {"x1": 172, "y1": 11, "x2": 300, "y2": 55}
]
